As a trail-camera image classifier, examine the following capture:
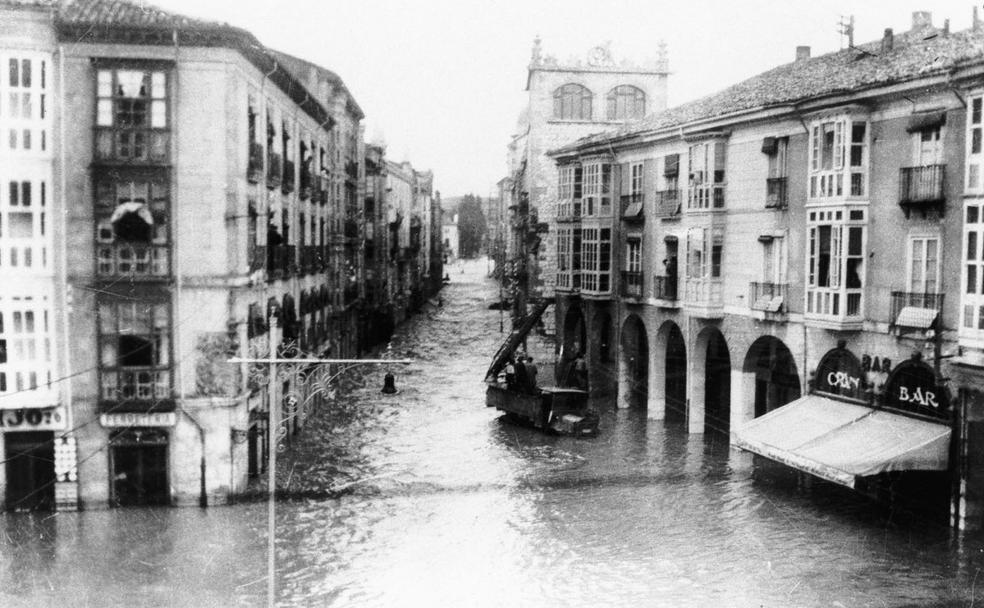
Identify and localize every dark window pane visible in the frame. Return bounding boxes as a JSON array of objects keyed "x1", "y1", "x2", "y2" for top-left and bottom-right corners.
[
  {"x1": 970, "y1": 232, "x2": 979, "y2": 261},
  {"x1": 969, "y1": 265, "x2": 978, "y2": 294},
  {"x1": 974, "y1": 98, "x2": 982, "y2": 125},
  {"x1": 21, "y1": 59, "x2": 30, "y2": 87},
  {"x1": 8, "y1": 59, "x2": 17, "y2": 87},
  {"x1": 969, "y1": 206, "x2": 980, "y2": 224}
]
